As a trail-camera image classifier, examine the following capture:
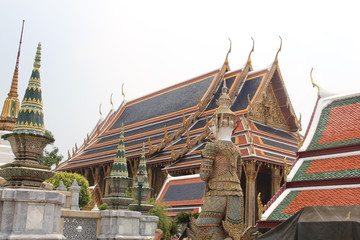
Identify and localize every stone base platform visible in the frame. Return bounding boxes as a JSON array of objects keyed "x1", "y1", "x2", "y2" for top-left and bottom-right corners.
[
  {"x1": 0, "y1": 188, "x2": 66, "y2": 240},
  {"x1": 98, "y1": 210, "x2": 158, "y2": 240}
]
